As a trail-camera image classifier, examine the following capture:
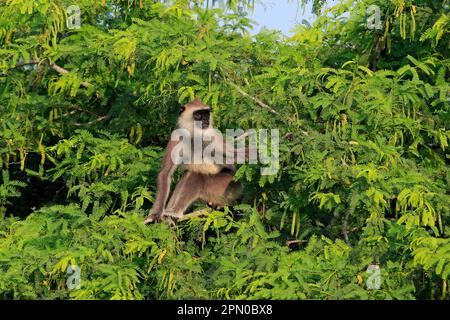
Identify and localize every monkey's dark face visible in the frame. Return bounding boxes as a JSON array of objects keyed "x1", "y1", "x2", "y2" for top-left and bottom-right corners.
[
  {"x1": 178, "y1": 99, "x2": 212, "y2": 132},
  {"x1": 192, "y1": 109, "x2": 211, "y2": 129}
]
